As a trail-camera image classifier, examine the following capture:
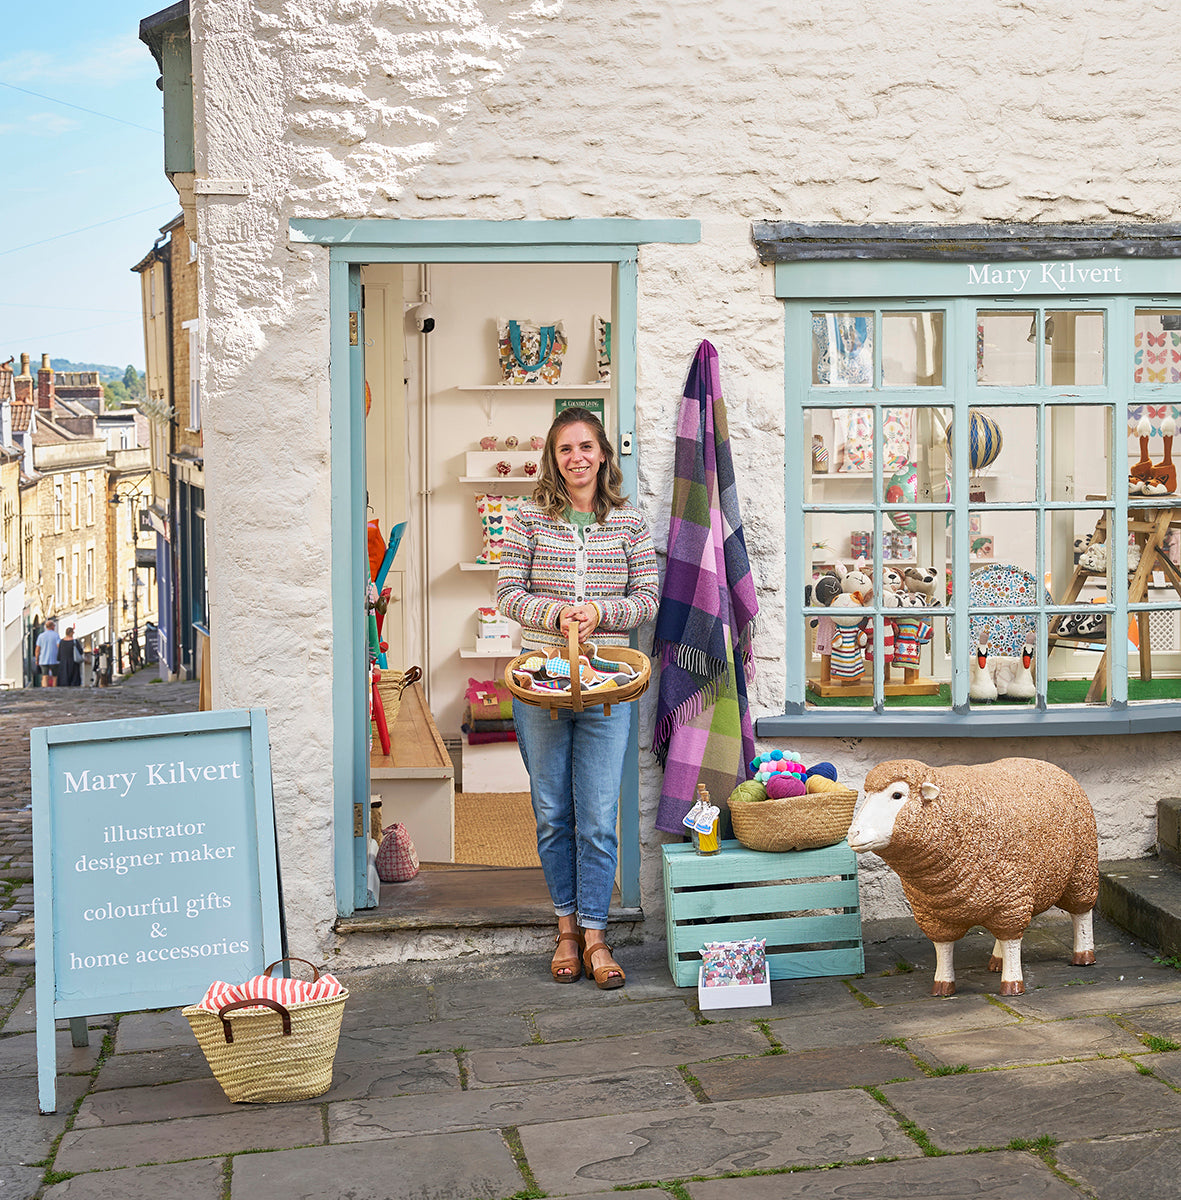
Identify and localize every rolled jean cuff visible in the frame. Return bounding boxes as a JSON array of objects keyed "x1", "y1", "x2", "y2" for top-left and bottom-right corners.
[
  {"x1": 578, "y1": 915, "x2": 607, "y2": 931},
  {"x1": 553, "y1": 904, "x2": 576, "y2": 918}
]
